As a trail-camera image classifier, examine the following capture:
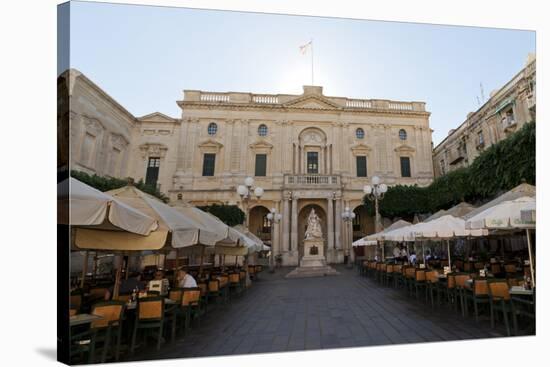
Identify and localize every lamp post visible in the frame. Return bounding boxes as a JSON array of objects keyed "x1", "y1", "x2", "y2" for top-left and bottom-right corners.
[
  {"x1": 341, "y1": 207, "x2": 356, "y2": 269},
  {"x1": 266, "y1": 208, "x2": 282, "y2": 273},
  {"x1": 236, "y1": 177, "x2": 264, "y2": 228},
  {"x1": 363, "y1": 176, "x2": 388, "y2": 233}
]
